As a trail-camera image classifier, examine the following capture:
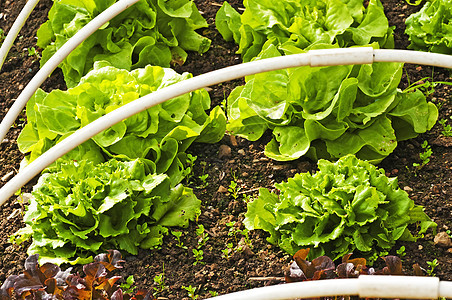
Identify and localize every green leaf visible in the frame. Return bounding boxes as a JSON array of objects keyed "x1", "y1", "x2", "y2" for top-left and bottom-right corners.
[
  {"x1": 216, "y1": 0, "x2": 394, "y2": 62},
  {"x1": 38, "y1": 0, "x2": 211, "y2": 86},
  {"x1": 215, "y1": 2, "x2": 242, "y2": 43},
  {"x1": 244, "y1": 155, "x2": 436, "y2": 262},
  {"x1": 405, "y1": 0, "x2": 452, "y2": 54},
  {"x1": 15, "y1": 158, "x2": 202, "y2": 264}
]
